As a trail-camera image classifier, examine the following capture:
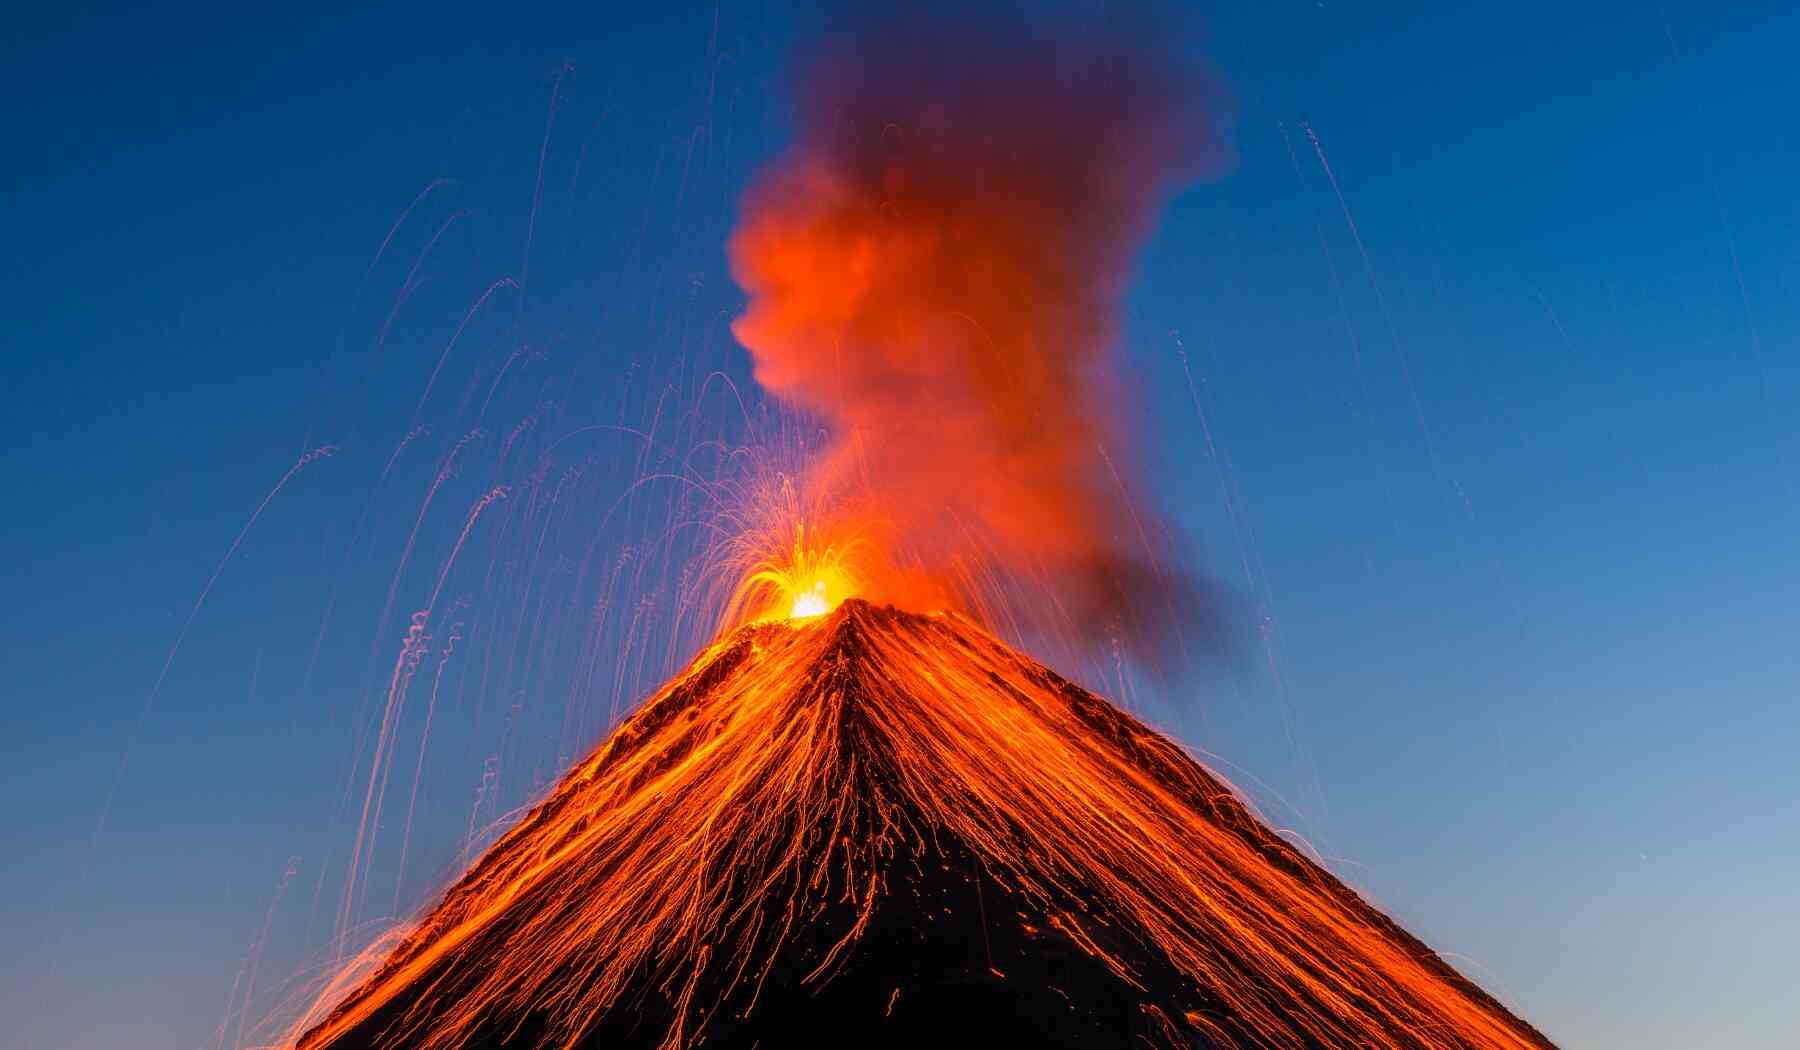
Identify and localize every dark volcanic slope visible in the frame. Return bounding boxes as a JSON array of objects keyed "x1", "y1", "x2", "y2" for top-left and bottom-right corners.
[{"x1": 295, "y1": 601, "x2": 1554, "y2": 1050}]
